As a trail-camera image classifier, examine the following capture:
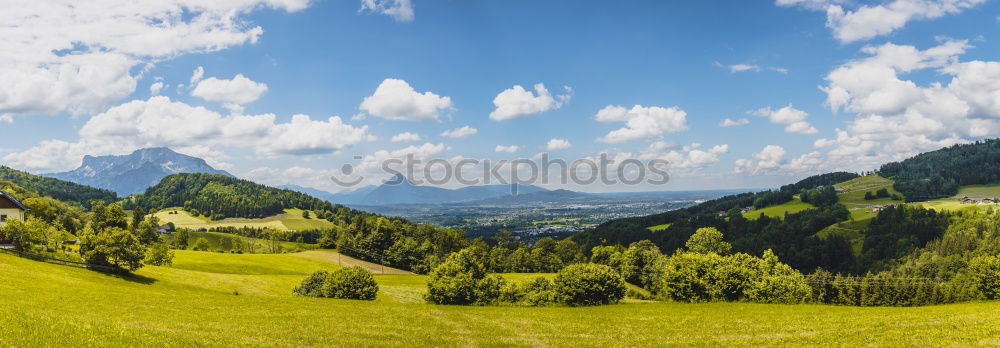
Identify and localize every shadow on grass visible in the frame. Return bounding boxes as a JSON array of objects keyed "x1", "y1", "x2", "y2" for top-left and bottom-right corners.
[{"x1": 93, "y1": 268, "x2": 158, "y2": 285}]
